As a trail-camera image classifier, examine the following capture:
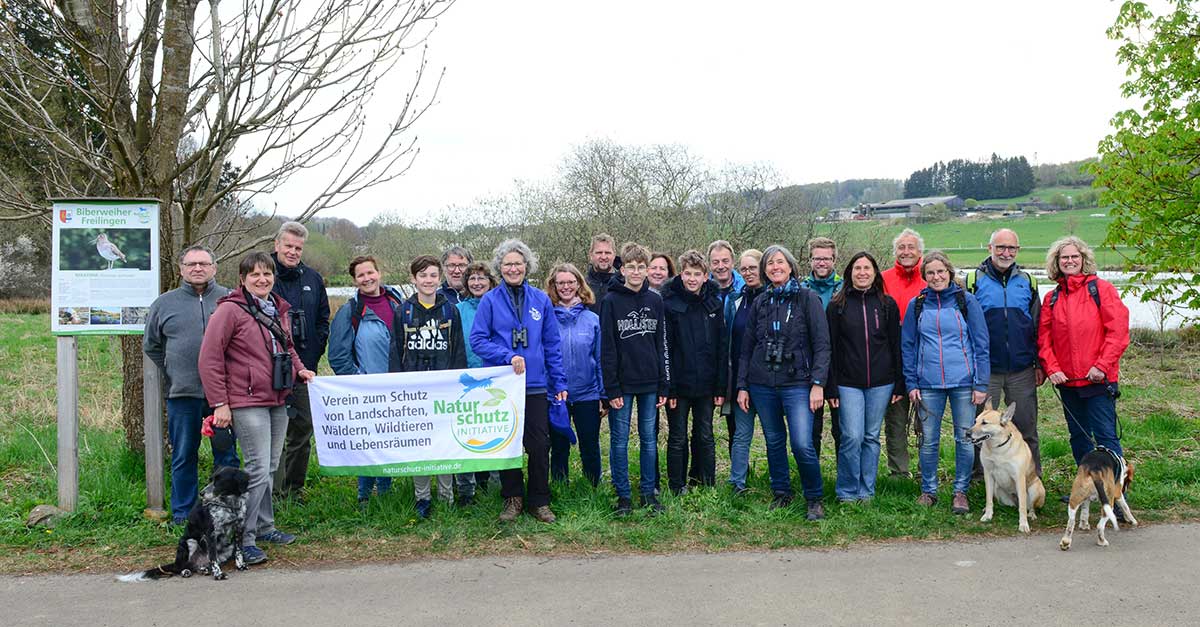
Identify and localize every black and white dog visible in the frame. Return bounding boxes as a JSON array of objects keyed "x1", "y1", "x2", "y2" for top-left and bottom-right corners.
[{"x1": 119, "y1": 466, "x2": 250, "y2": 581}]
